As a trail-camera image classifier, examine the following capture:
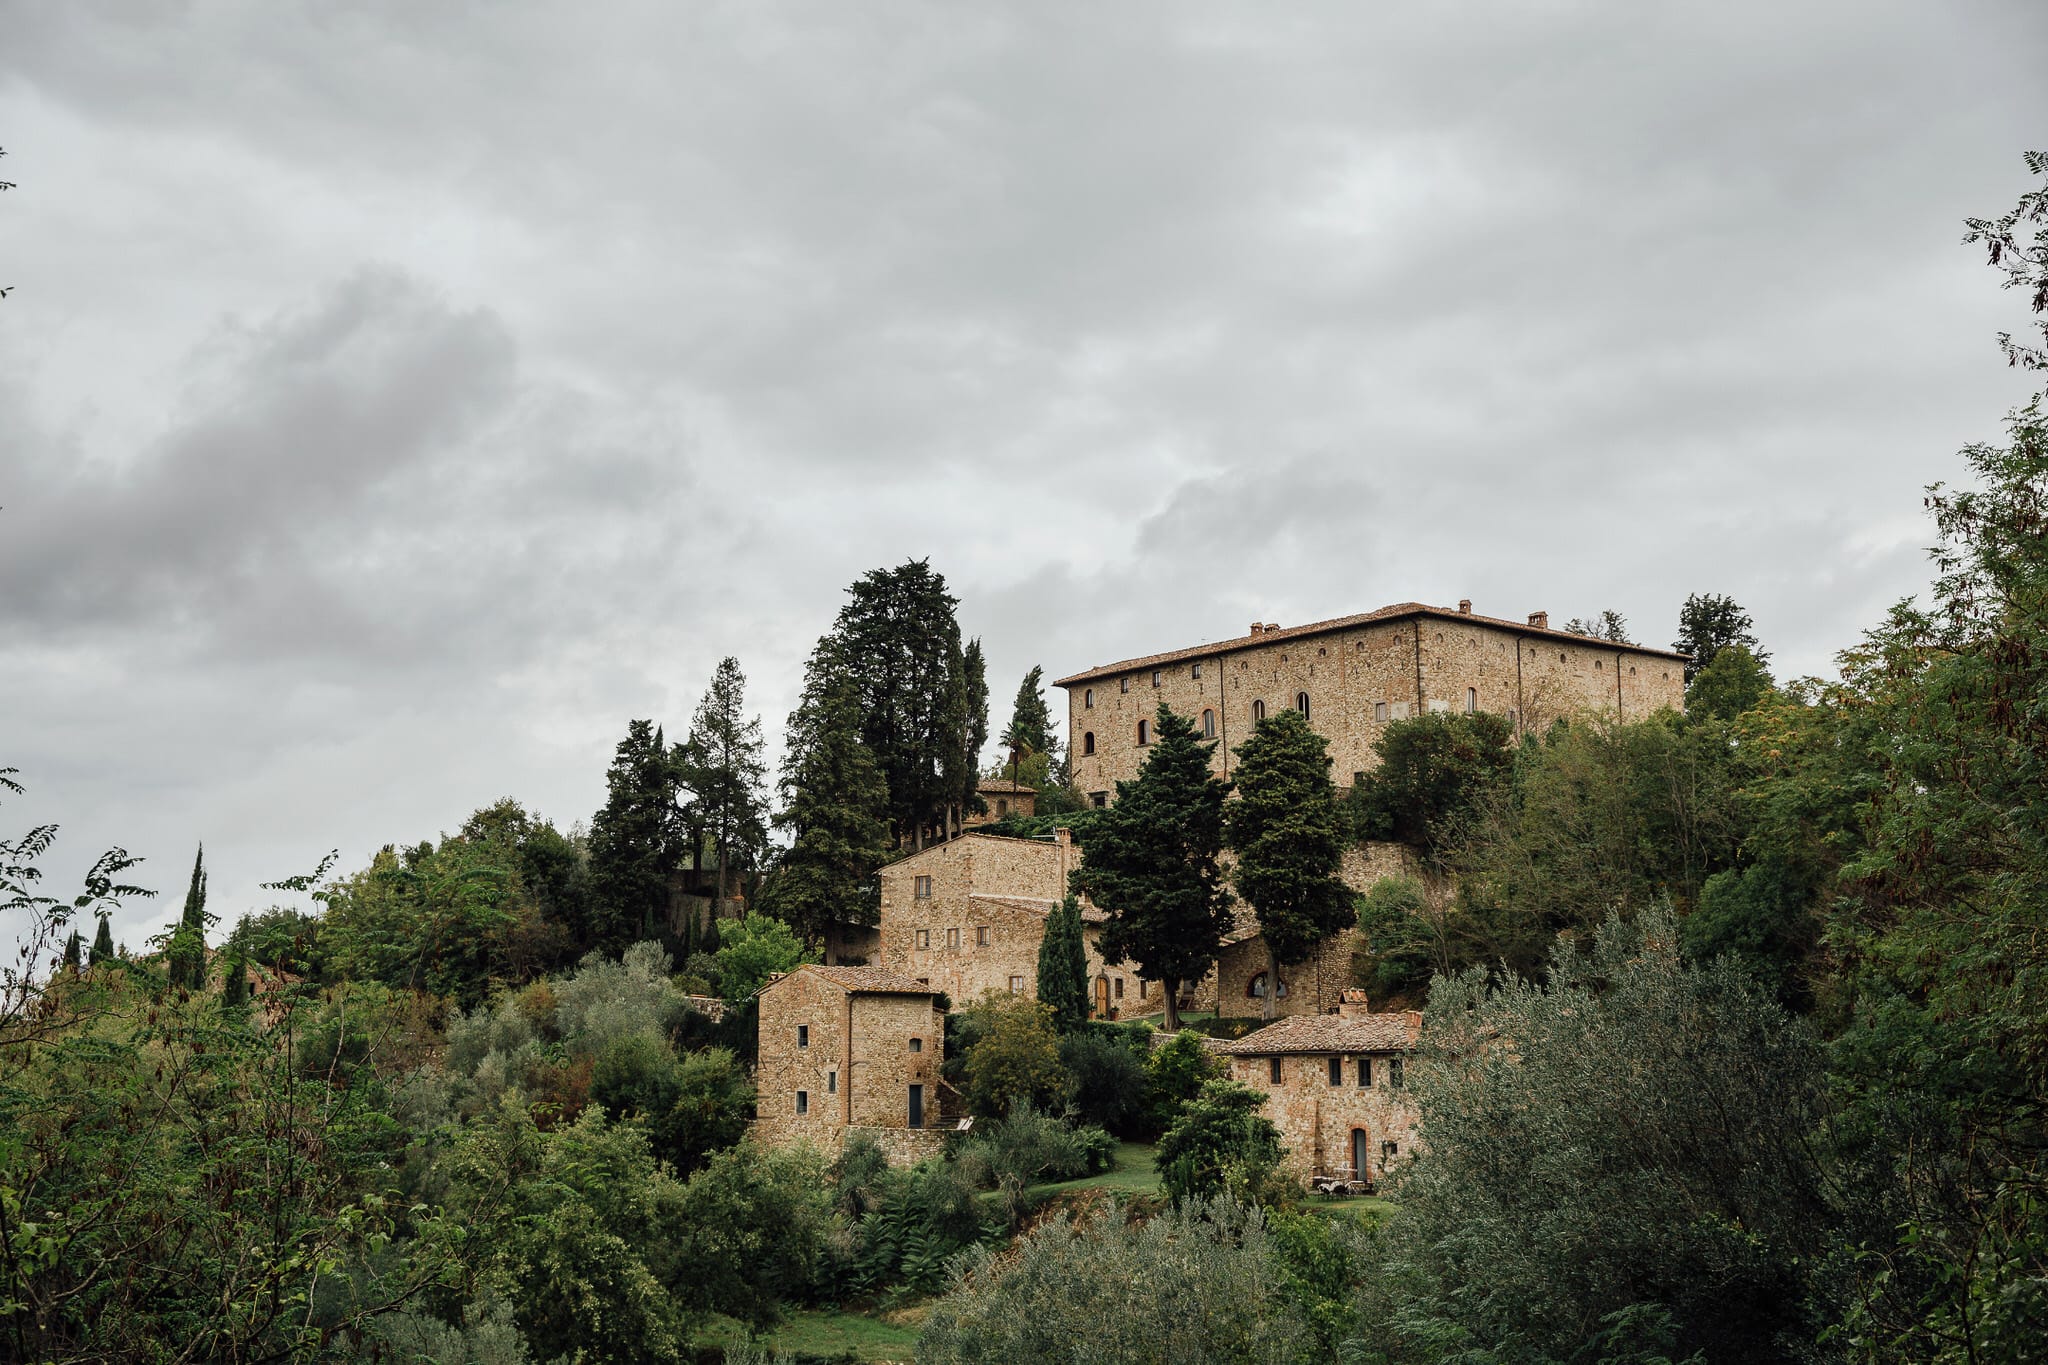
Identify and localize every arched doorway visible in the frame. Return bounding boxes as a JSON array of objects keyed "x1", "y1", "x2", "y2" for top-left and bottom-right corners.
[{"x1": 1350, "y1": 1128, "x2": 1370, "y2": 1183}]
